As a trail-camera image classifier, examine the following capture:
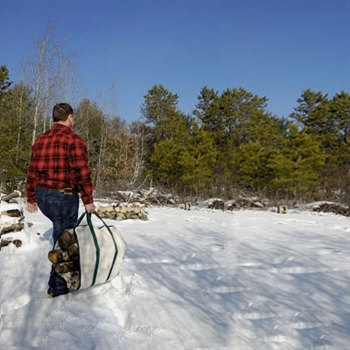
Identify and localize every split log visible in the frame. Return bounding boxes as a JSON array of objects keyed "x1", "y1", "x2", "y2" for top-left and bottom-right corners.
[
  {"x1": 0, "y1": 239, "x2": 22, "y2": 250},
  {"x1": 96, "y1": 203, "x2": 149, "y2": 221},
  {"x1": 48, "y1": 249, "x2": 71, "y2": 264},
  {"x1": 0, "y1": 217, "x2": 25, "y2": 236},
  {"x1": 58, "y1": 230, "x2": 77, "y2": 250},
  {"x1": 48, "y1": 230, "x2": 81, "y2": 291},
  {"x1": 1, "y1": 209, "x2": 22, "y2": 217},
  {"x1": 62, "y1": 271, "x2": 80, "y2": 290},
  {"x1": 1, "y1": 190, "x2": 21, "y2": 202},
  {"x1": 54, "y1": 261, "x2": 79, "y2": 274}
]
